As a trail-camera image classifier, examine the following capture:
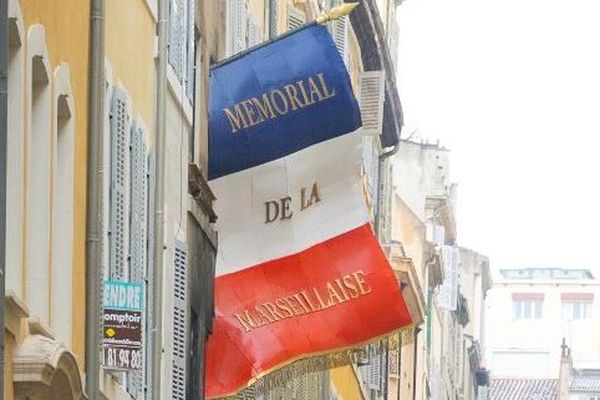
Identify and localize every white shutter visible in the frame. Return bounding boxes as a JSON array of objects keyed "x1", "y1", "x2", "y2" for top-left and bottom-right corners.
[
  {"x1": 360, "y1": 71, "x2": 386, "y2": 136},
  {"x1": 228, "y1": 0, "x2": 247, "y2": 55},
  {"x1": 172, "y1": 243, "x2": 188, "y2": 400},
  {"x1": 109, "y1": 87, "x2": 131, "y2": 280},
  {"x1": 362, "y1": 135, "x2": 379, "y2": 208},
  {"x1": 331, "y1": 16, "x2": 348, "y2": 62},
  {"x1": 169, "y1": 0, "x2": 185, "y2": 81},
  {"x1": 129, "y1": 123, "x2": 148, "y2": 283},
  {"x1": 248, "y1": 16, "x2": 262, "y2": 47},
  {"x1": 268, "y1": 0, "x2": 279, "y2": 38},
  {"x1": 185, "y1": 0, "x2": 195, "y2": 101},
  {"x1": 145, "y1": 152, "x2": 155, "y2": 397},
  {"x1": 367, "y1": 344, "x2": 382, "y2": 391},
  {"x1": 102, "y1": 82, "x2": 113, "y2": 281},
  {"x1": 439, "y1": 245, "x2": 459, "y2": 310},
  {"x1": 127, "y1": 122, "x2": 148, "y2": 398},
  {"x1": 286, "y1": 4, "x2": 306, "y2": 31}
]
